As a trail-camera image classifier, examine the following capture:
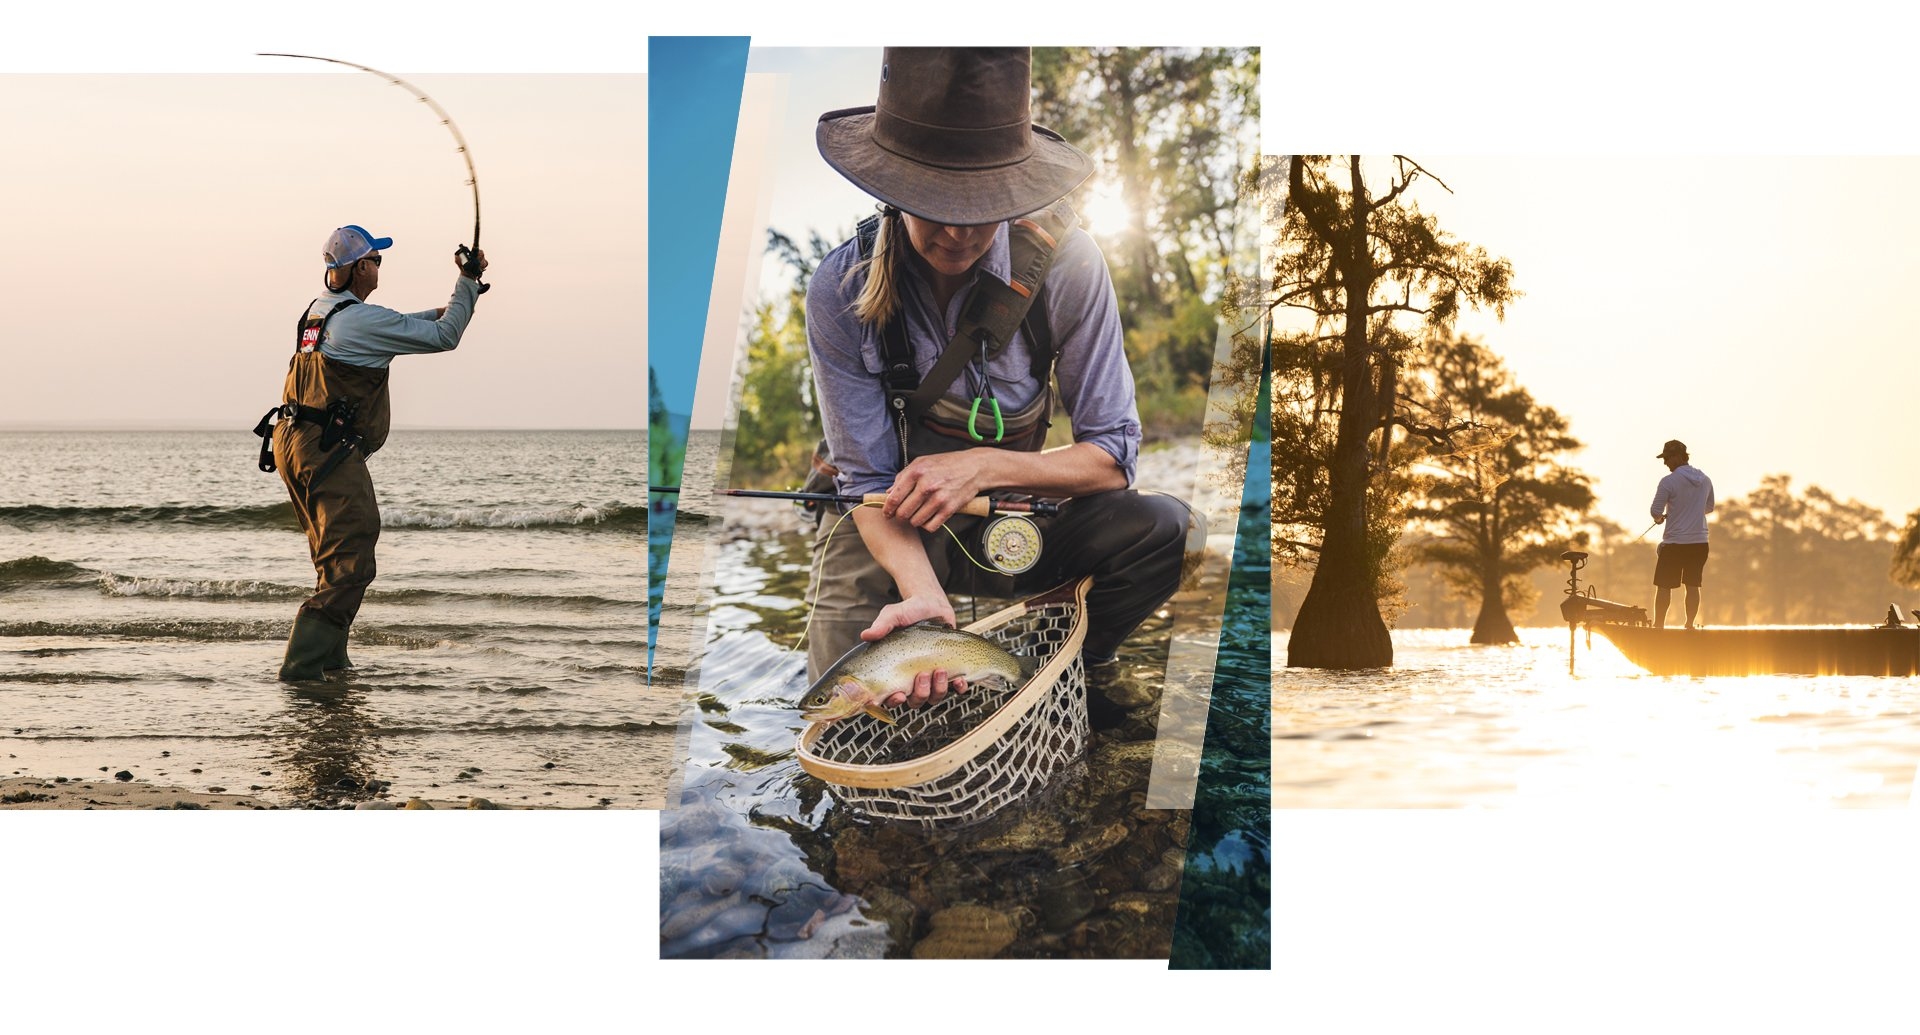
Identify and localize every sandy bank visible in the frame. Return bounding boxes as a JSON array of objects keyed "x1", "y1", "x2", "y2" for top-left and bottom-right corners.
[{"x1": 0, "y1": 776, "x2": 524, "y2": 811}]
